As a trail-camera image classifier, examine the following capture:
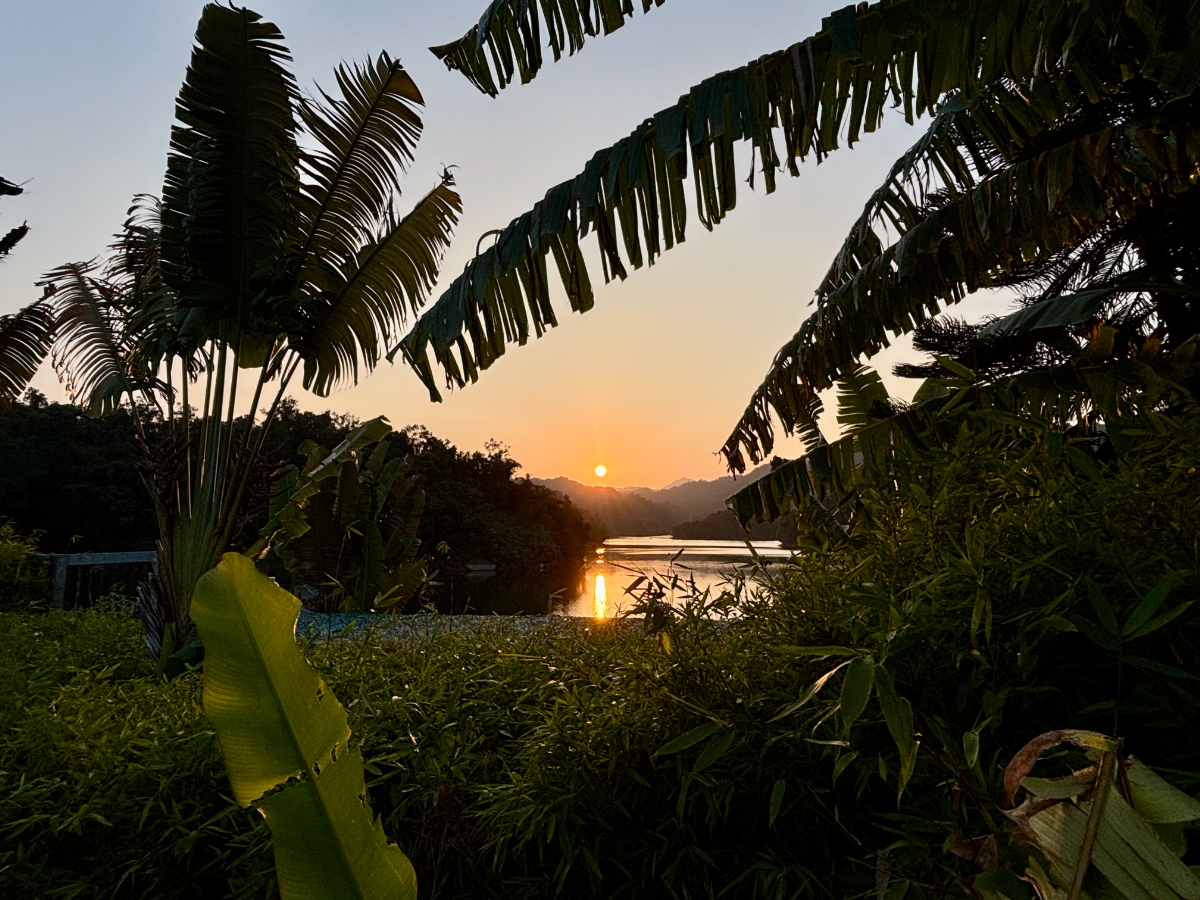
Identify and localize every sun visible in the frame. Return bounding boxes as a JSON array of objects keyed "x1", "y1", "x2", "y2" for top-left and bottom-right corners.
[{"x1": 594, "y1": 464, "x2": 607, "y2": 478}]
